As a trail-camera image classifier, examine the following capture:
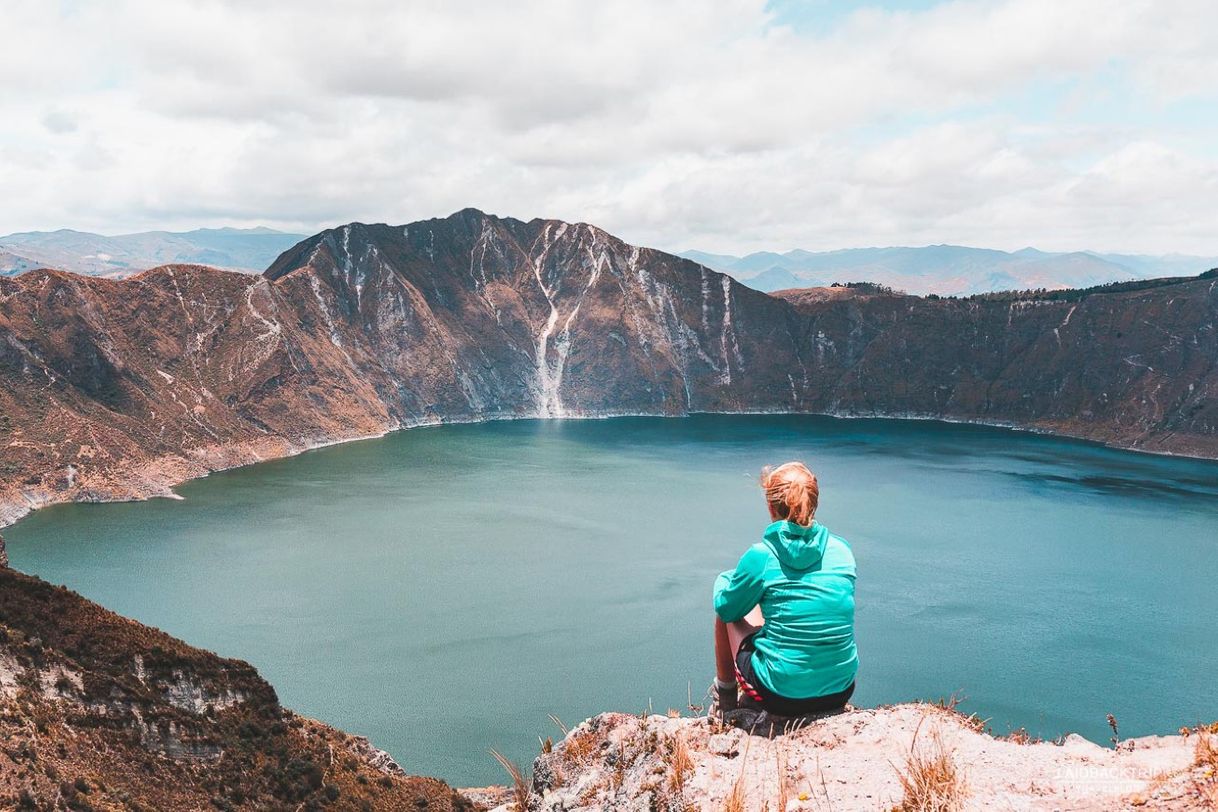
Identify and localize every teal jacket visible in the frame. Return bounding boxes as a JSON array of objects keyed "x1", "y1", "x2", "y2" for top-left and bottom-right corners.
[{"x1": 714, "y1": 520, "x2": 857, "y2": 699}]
